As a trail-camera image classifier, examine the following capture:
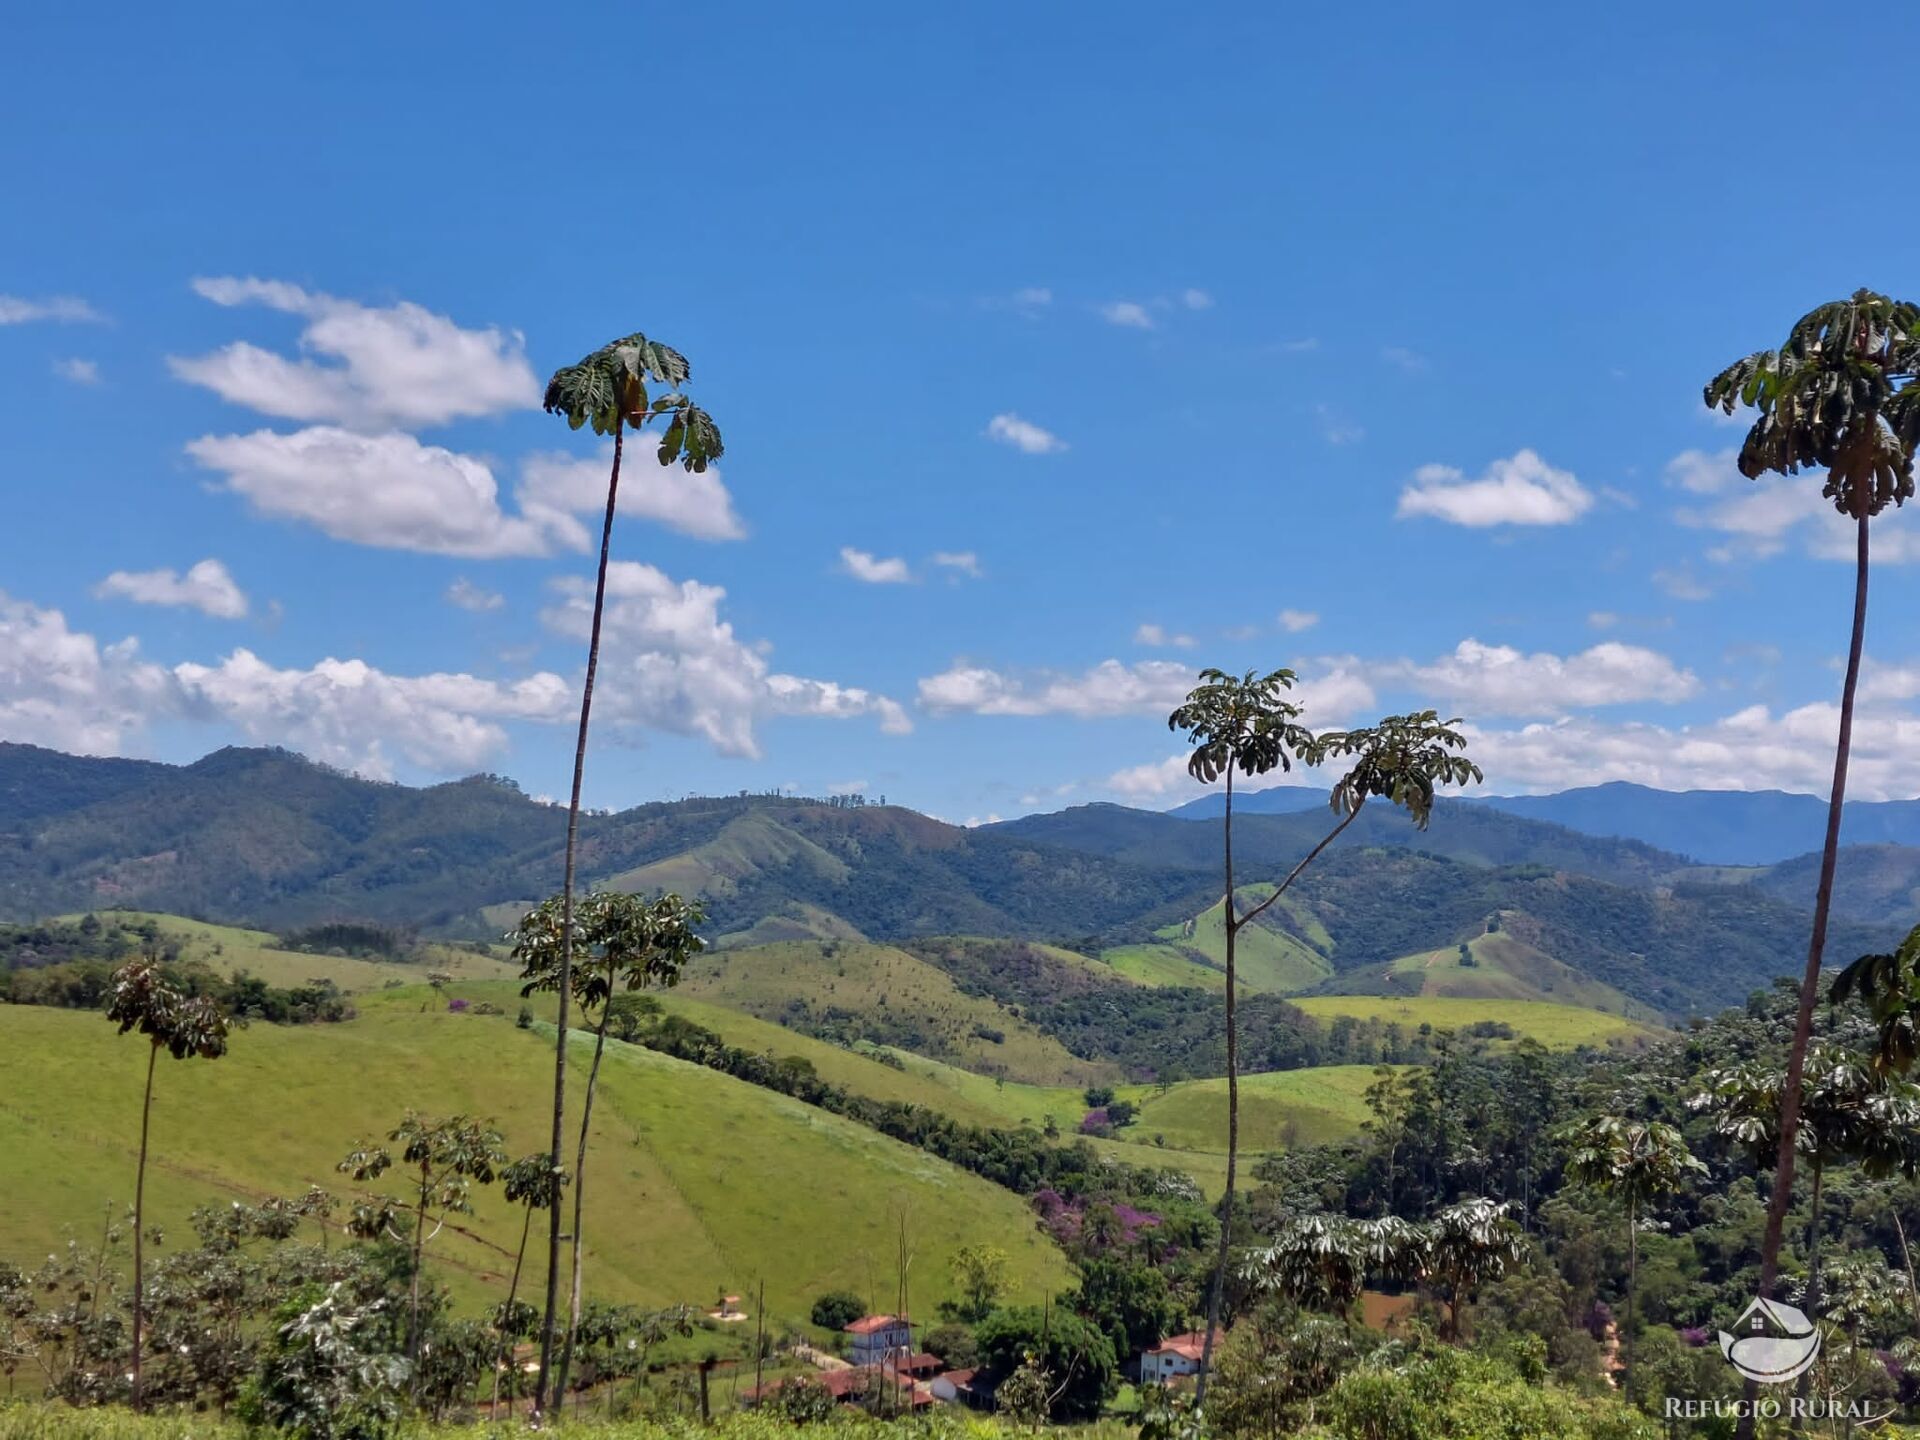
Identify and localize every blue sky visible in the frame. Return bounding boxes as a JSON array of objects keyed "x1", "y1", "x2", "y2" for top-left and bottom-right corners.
[{"x1": 7, "y1": 3, "x2": 1920, "y2": 820}]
